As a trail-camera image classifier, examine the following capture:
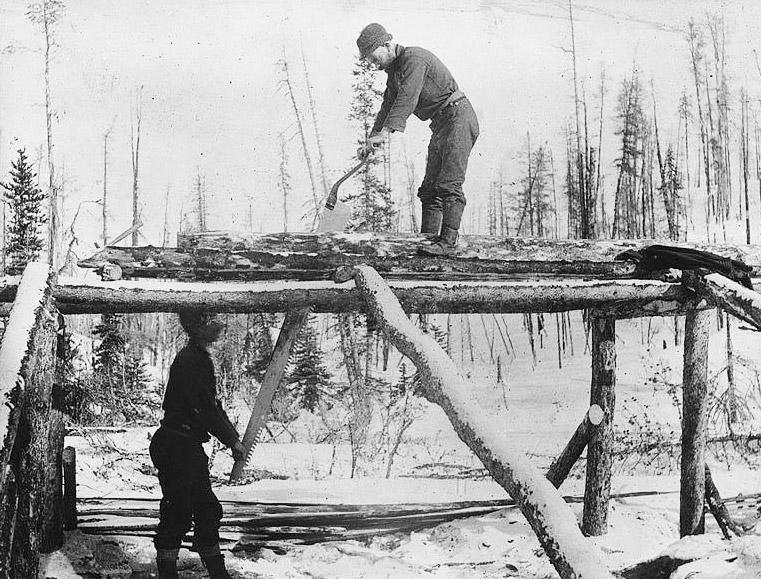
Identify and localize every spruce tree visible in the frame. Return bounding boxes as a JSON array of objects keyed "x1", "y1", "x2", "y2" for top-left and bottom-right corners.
[
  {"x1": 1, "y1": 149, "x2": 47, "y2": 274},
  {"x1": 346, "y1": 58, "x2": 396, "y2": 232},
  {"x1": 93, "y1": 313, "x2": 126, "y2": 380},
  {"x1": 286, "y1": 319, "x2": 332, "y2": 412}
]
